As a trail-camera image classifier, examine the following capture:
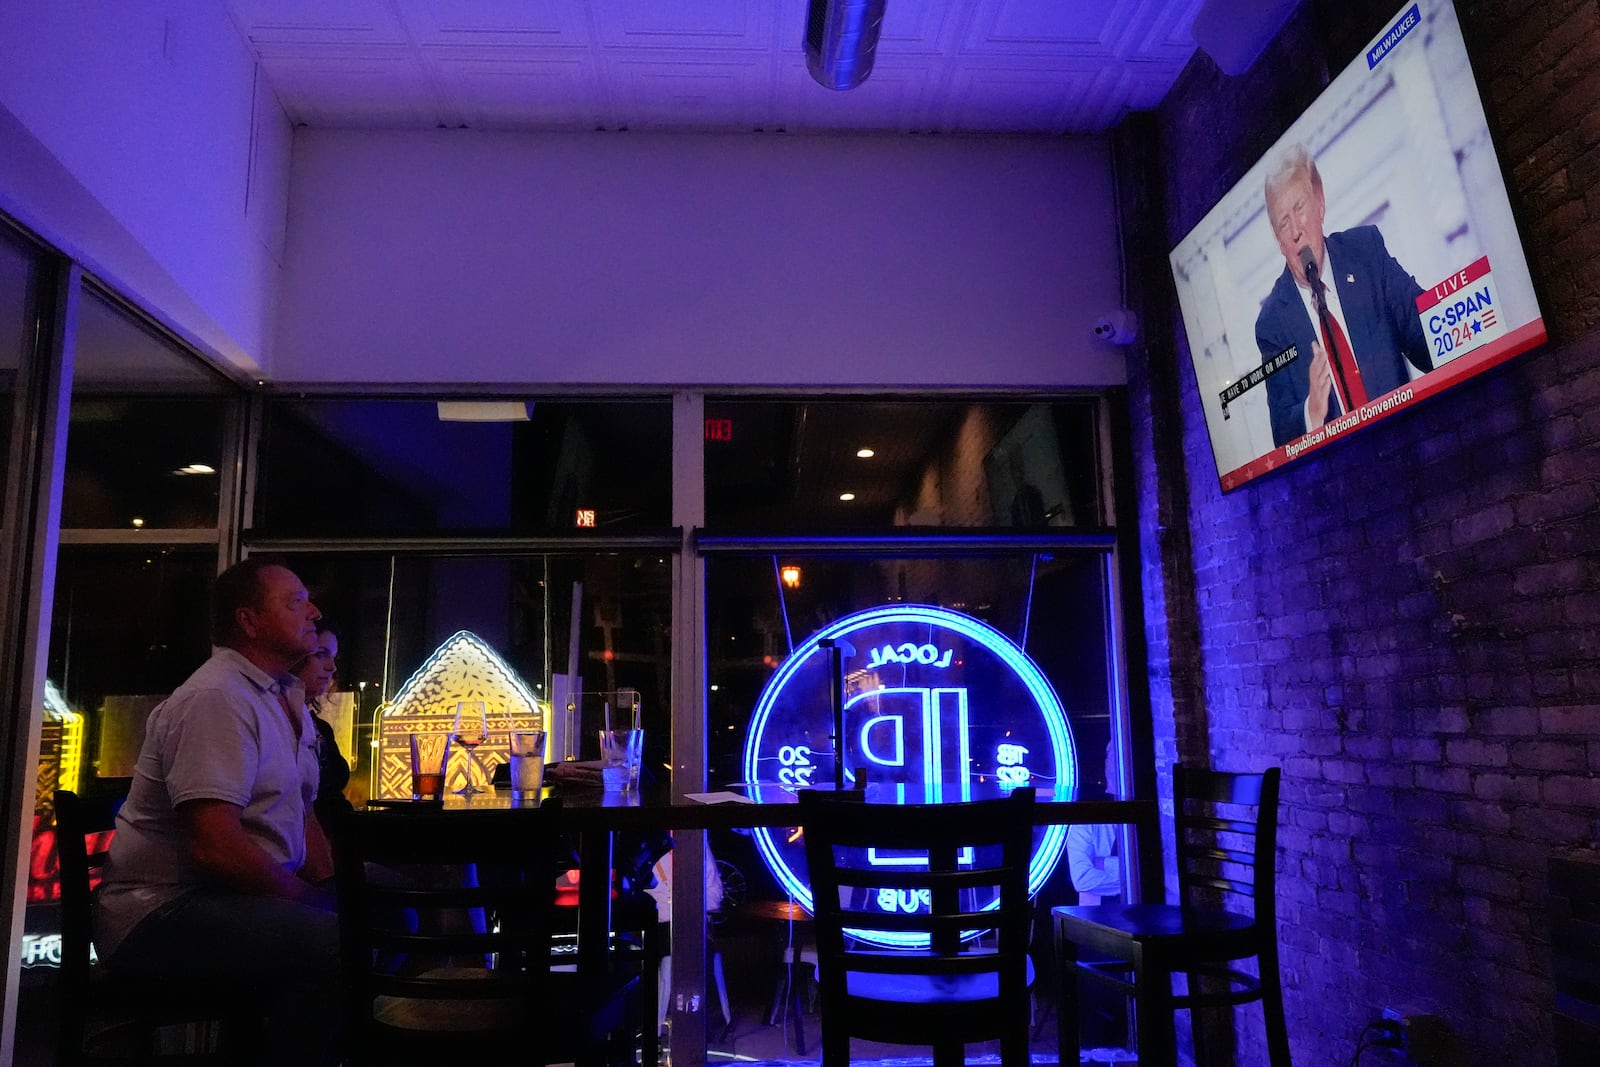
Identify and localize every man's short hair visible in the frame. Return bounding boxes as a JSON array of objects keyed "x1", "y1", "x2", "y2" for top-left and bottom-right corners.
[
  {"x1": 210, "y1": 556, "x2": 290, "y2": 646},
  {"x1": 1264, "y1": 142, "x2": 1323, "y2": 206}
]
